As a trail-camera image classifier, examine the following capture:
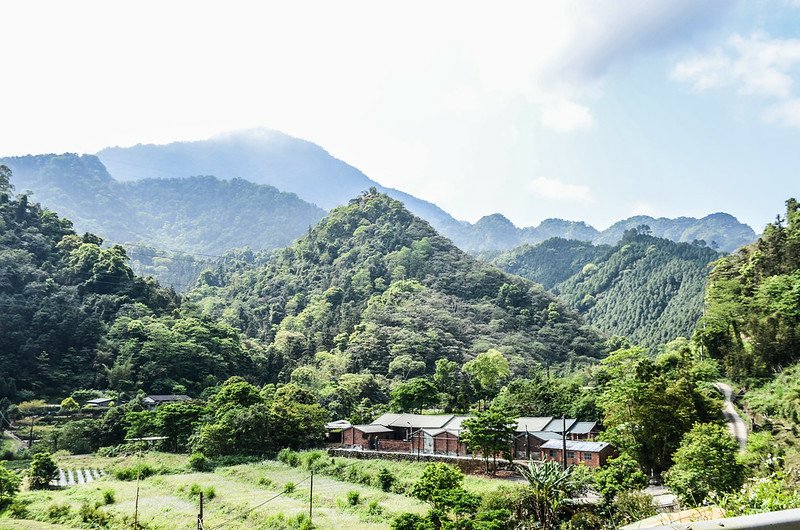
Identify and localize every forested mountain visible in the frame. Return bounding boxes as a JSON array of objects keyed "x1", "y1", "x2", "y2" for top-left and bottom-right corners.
[
  {"x1": 0, "y1": 166, "x2": 261, "y2": 399},
  {"x1": 93, "y1": 128, "x2": 757, "y2": 253},
  {"x1": 0, "y1": 153, "x2": 326, "y2": 256},
  {"x1": 188, "y1": 190, "x2": 606, "y2": 381},
  {"x1": 494, "y1": 233, "x2": 721, "y2": 348},
  {"x1": 493, "y1": 238, "x2": 613, "y2": 289},
  {"x1": 696, "y1": 199, "x2": 800, "y2": 381}
]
